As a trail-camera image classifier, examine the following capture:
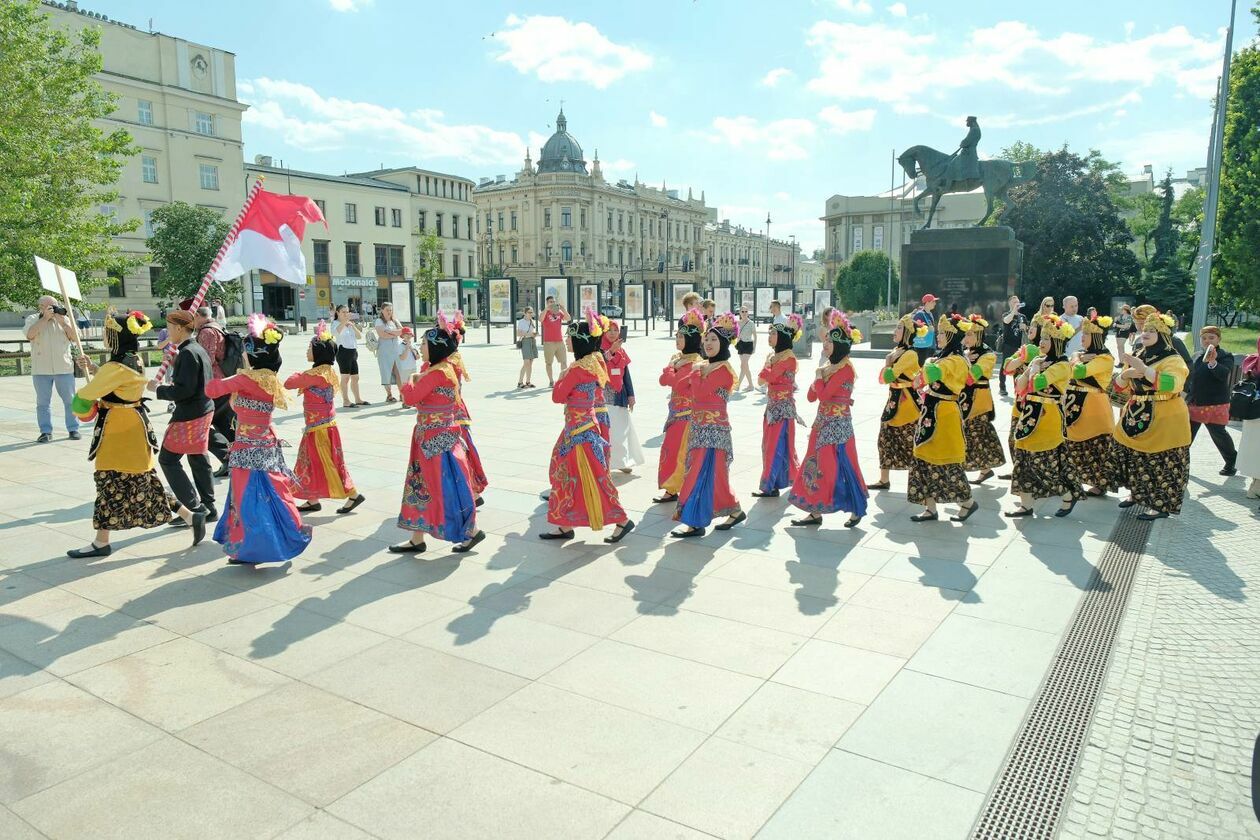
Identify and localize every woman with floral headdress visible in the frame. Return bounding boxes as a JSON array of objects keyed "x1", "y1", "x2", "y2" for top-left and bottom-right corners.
[
  {"x1": 672, "y1": 312, "x2": 746, "y2": 537},
  {"x1": 445, "y1": 311, "x2": 488, "y2": 506},
  {"x1": 602, "y1": 319, "x2": 645, "y2": 473},
  {"x1": 1106, "y1": 308, "x2": 1191, "y2": 520},
  {"x1": 66, "y1": 311, "x2": 172, "y2": 558},
  {"x1": 654, "y1": 308, "x2": 706, "y2": 504},
  {"x1": 1006, "y1": 315, "x2": 1085, "y2": 517},
  {"x1": 286, "y1": 321, "x2": 366, "y2": 515},
  {"x1": 207, "y1": 316, "x2": 311, "y2": 564},
  {"x1": 540, "y1": 310, "x2": 635, "y2": 543},
  {"x1": 754, "y1": 313, "x2": 804, "y2": 498},
  {"x1": 391, "y1": 311, "x2": 486, "y2": 553},
  {"x1": 867, "y1": 313, "x2": 923, "y2": 491},
  {"x1": 908, "y1": 313, "x2": 979, "y2": 522},
  {"x1": 1065, "y1": 313, "x2": 1116, "y2": 497},
  {"x1": 1000, "y1": 312, "x2": 1050, "y2": 477},
  {"x1": 789, "y1": 311, "x2": 868, "y2": 528},
  {"x1": 961, "y1": 314, "x2": 1005, "y2": 484}
]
